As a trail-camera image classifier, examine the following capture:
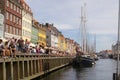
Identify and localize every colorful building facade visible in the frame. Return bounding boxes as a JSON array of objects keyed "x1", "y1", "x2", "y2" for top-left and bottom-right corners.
[
  {"x1": 20, "y1": 0, "x2": 33, "y2": 41},
  {"x1": 51, "y1": 26, "x2": 59, "y2": 49},
  {"x1": 66, "y1": 38, "x2": 72, "y2": 53},
  {"x1": 58, "y1": 34, "x2": 65, "y2": 51},
  {"x1": 58, "y1": 32, "x2": 62, "y2": 51},
  {"x1": 62, "y1": 36, "x2": 67, "y2": 51},
  {"x1": 0, "y1": 0, "x2": 22, "y2": 39},
  {"x1": 45, "y1": 23, "x2": 59, "y2": 49},
  {"x1": 31, "y1": 20, "x2": 39, "y2": 43},
  {"x1": 38, "y1": 24, "x2": 46, "y2": 46},
  {"x1": 45, "y1": 23, "x2": 51, "y2": 47}
]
